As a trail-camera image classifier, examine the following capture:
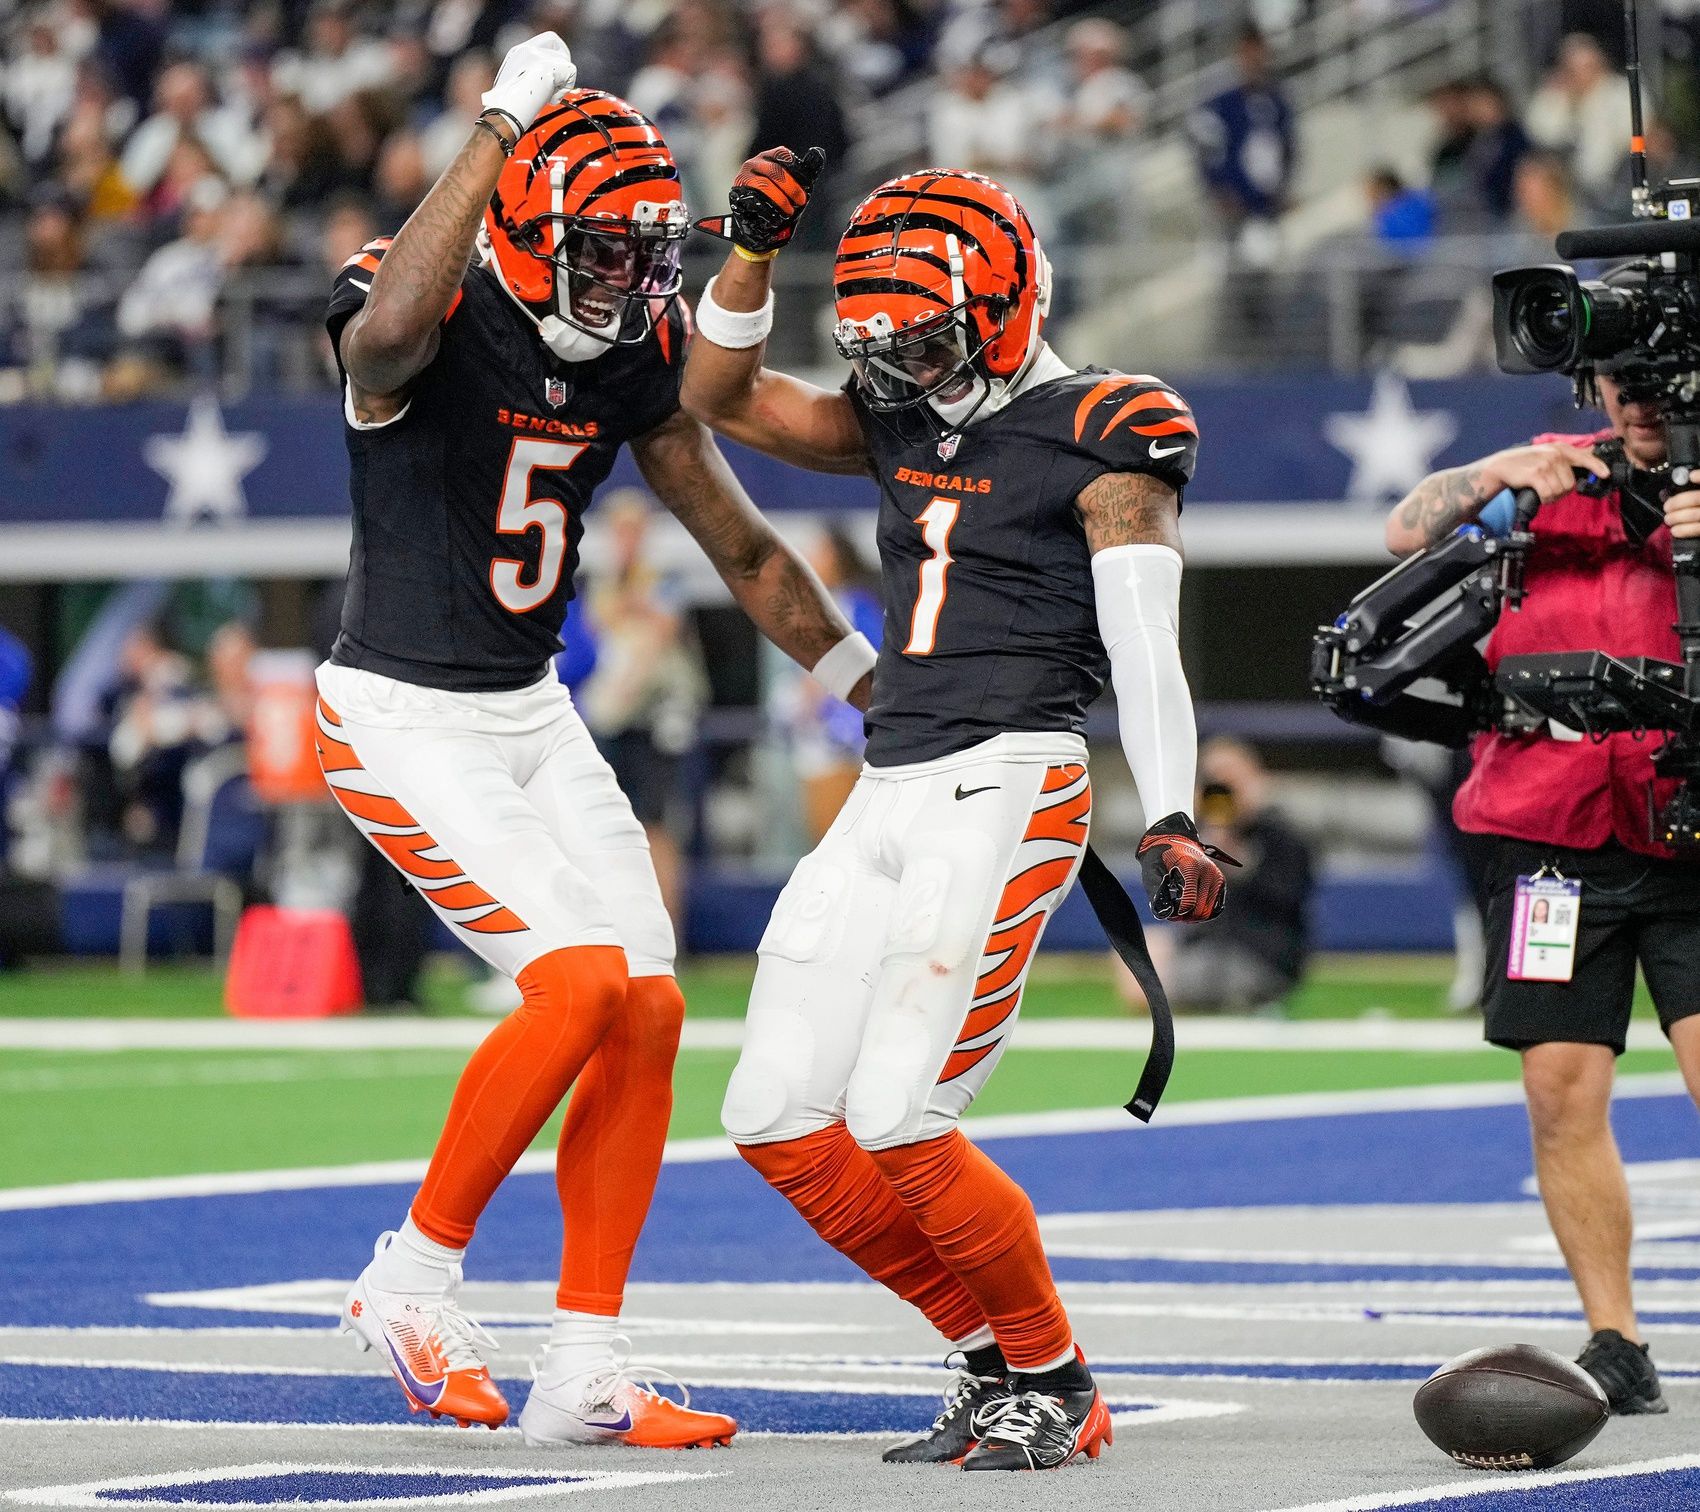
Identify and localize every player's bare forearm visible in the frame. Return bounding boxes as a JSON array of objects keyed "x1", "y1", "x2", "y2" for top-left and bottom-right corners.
[
  {"x1": 681, "y1": 252, "x2": 870, "y2": 476},
  {"x1": 341, "y1": 128, "x2": 506, "y2": 403},
  {"x1": 1077, "y1": 471, "x2": 1183, "y2": 556},
  {"x1": 634, "y1": 408, "x2": 856, "y2": 674},
  {"x1": 1389, "y1": 463, "x2": 1493, "y2": 556}
]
